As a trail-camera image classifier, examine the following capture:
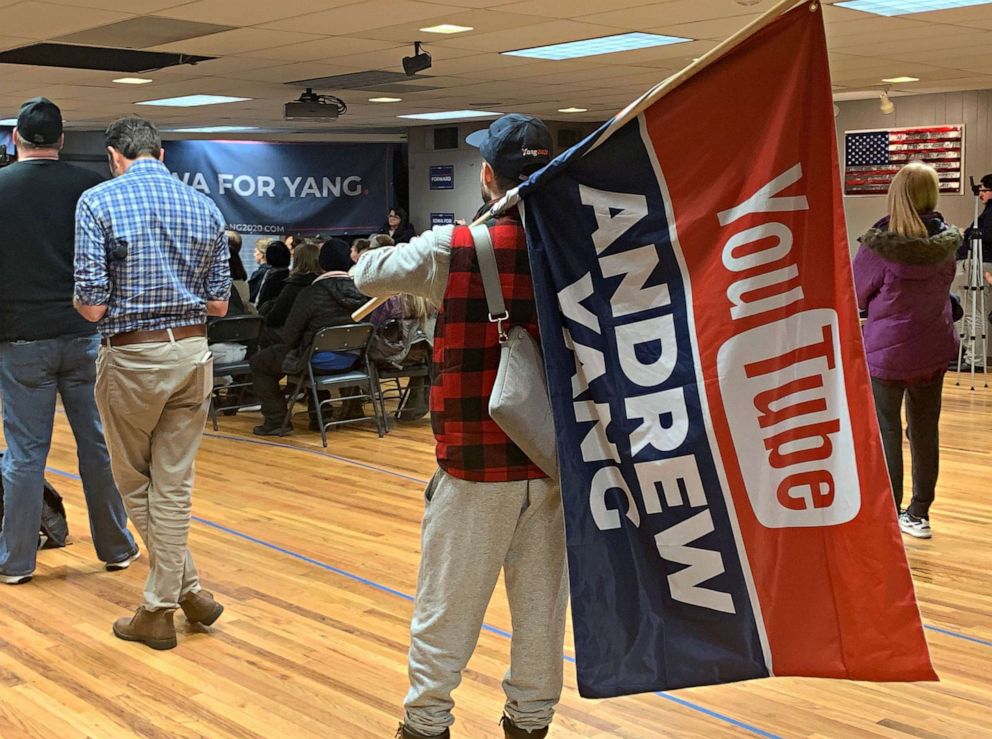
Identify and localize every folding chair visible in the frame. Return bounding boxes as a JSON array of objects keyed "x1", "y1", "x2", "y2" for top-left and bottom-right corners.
[
  {"x1": 282, "y1": 323, "x2": 385, "y2": 446},
  {"x1": 207, "y1": 314, "x2": 264, "y2": 430},
  {"x1": 376, "y1": 363, "x2": 431, "y2": 429}
]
